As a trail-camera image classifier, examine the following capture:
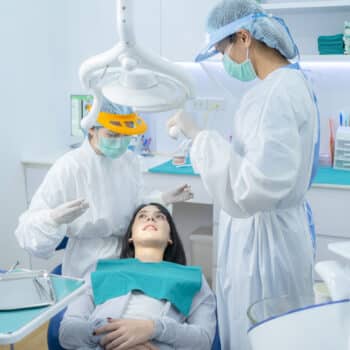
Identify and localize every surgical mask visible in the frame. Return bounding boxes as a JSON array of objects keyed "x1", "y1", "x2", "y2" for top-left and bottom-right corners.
[
  {"x1": 98, "y1": 135, "x2": 131, "y2": 159},
  {"x1": 223, "y1": 47, "x2": 257, "y2": 82}
]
